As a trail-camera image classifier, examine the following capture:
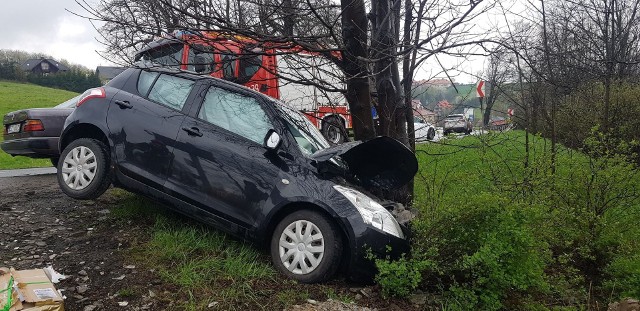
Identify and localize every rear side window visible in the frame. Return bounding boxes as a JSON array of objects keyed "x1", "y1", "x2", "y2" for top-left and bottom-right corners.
[
  {"x1": 137, "y1": 71, "x2": 160, "y2": 96},
  {"x1": 148, "y1": 74, "x2": 195, "y2": 110},
  {"x1": 198, "y1": 86, "x2": 272, "y2": 144}
]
